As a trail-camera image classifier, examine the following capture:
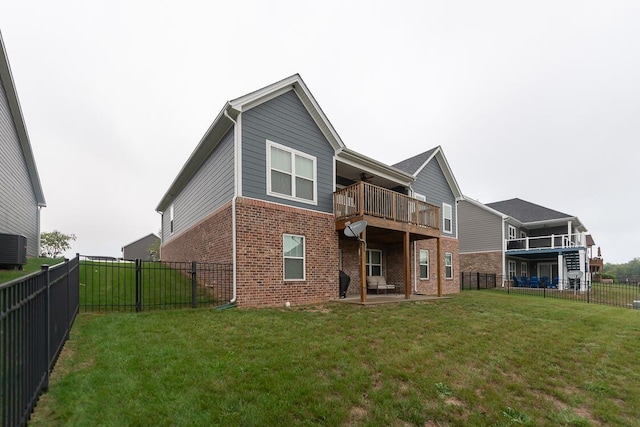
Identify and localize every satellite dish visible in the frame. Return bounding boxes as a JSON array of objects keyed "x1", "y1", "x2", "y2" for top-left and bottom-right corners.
[
  {"x1": 567, "y1": 270, "x2": 583, "y2": 280},
  {"x1": 344, "y1": 220, "x2": 367, "y2": 237}
]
